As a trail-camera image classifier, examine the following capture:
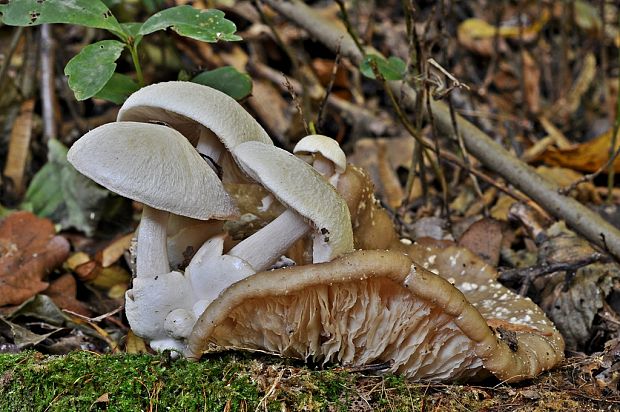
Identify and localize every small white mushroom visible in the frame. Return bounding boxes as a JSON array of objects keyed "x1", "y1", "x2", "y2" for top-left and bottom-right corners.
[
  {"x1": 67, "y1": 122, "x2": 238, "y2": 278},
  {"x1": 185, "y1": 141, "x2": 354, "y2": 309},
  {"x1": 228, "y1": 141, "x2": 353, "y2": 268},
  {"x1": 293, "y1": 134, "x2": 346, "y2": 186}
]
